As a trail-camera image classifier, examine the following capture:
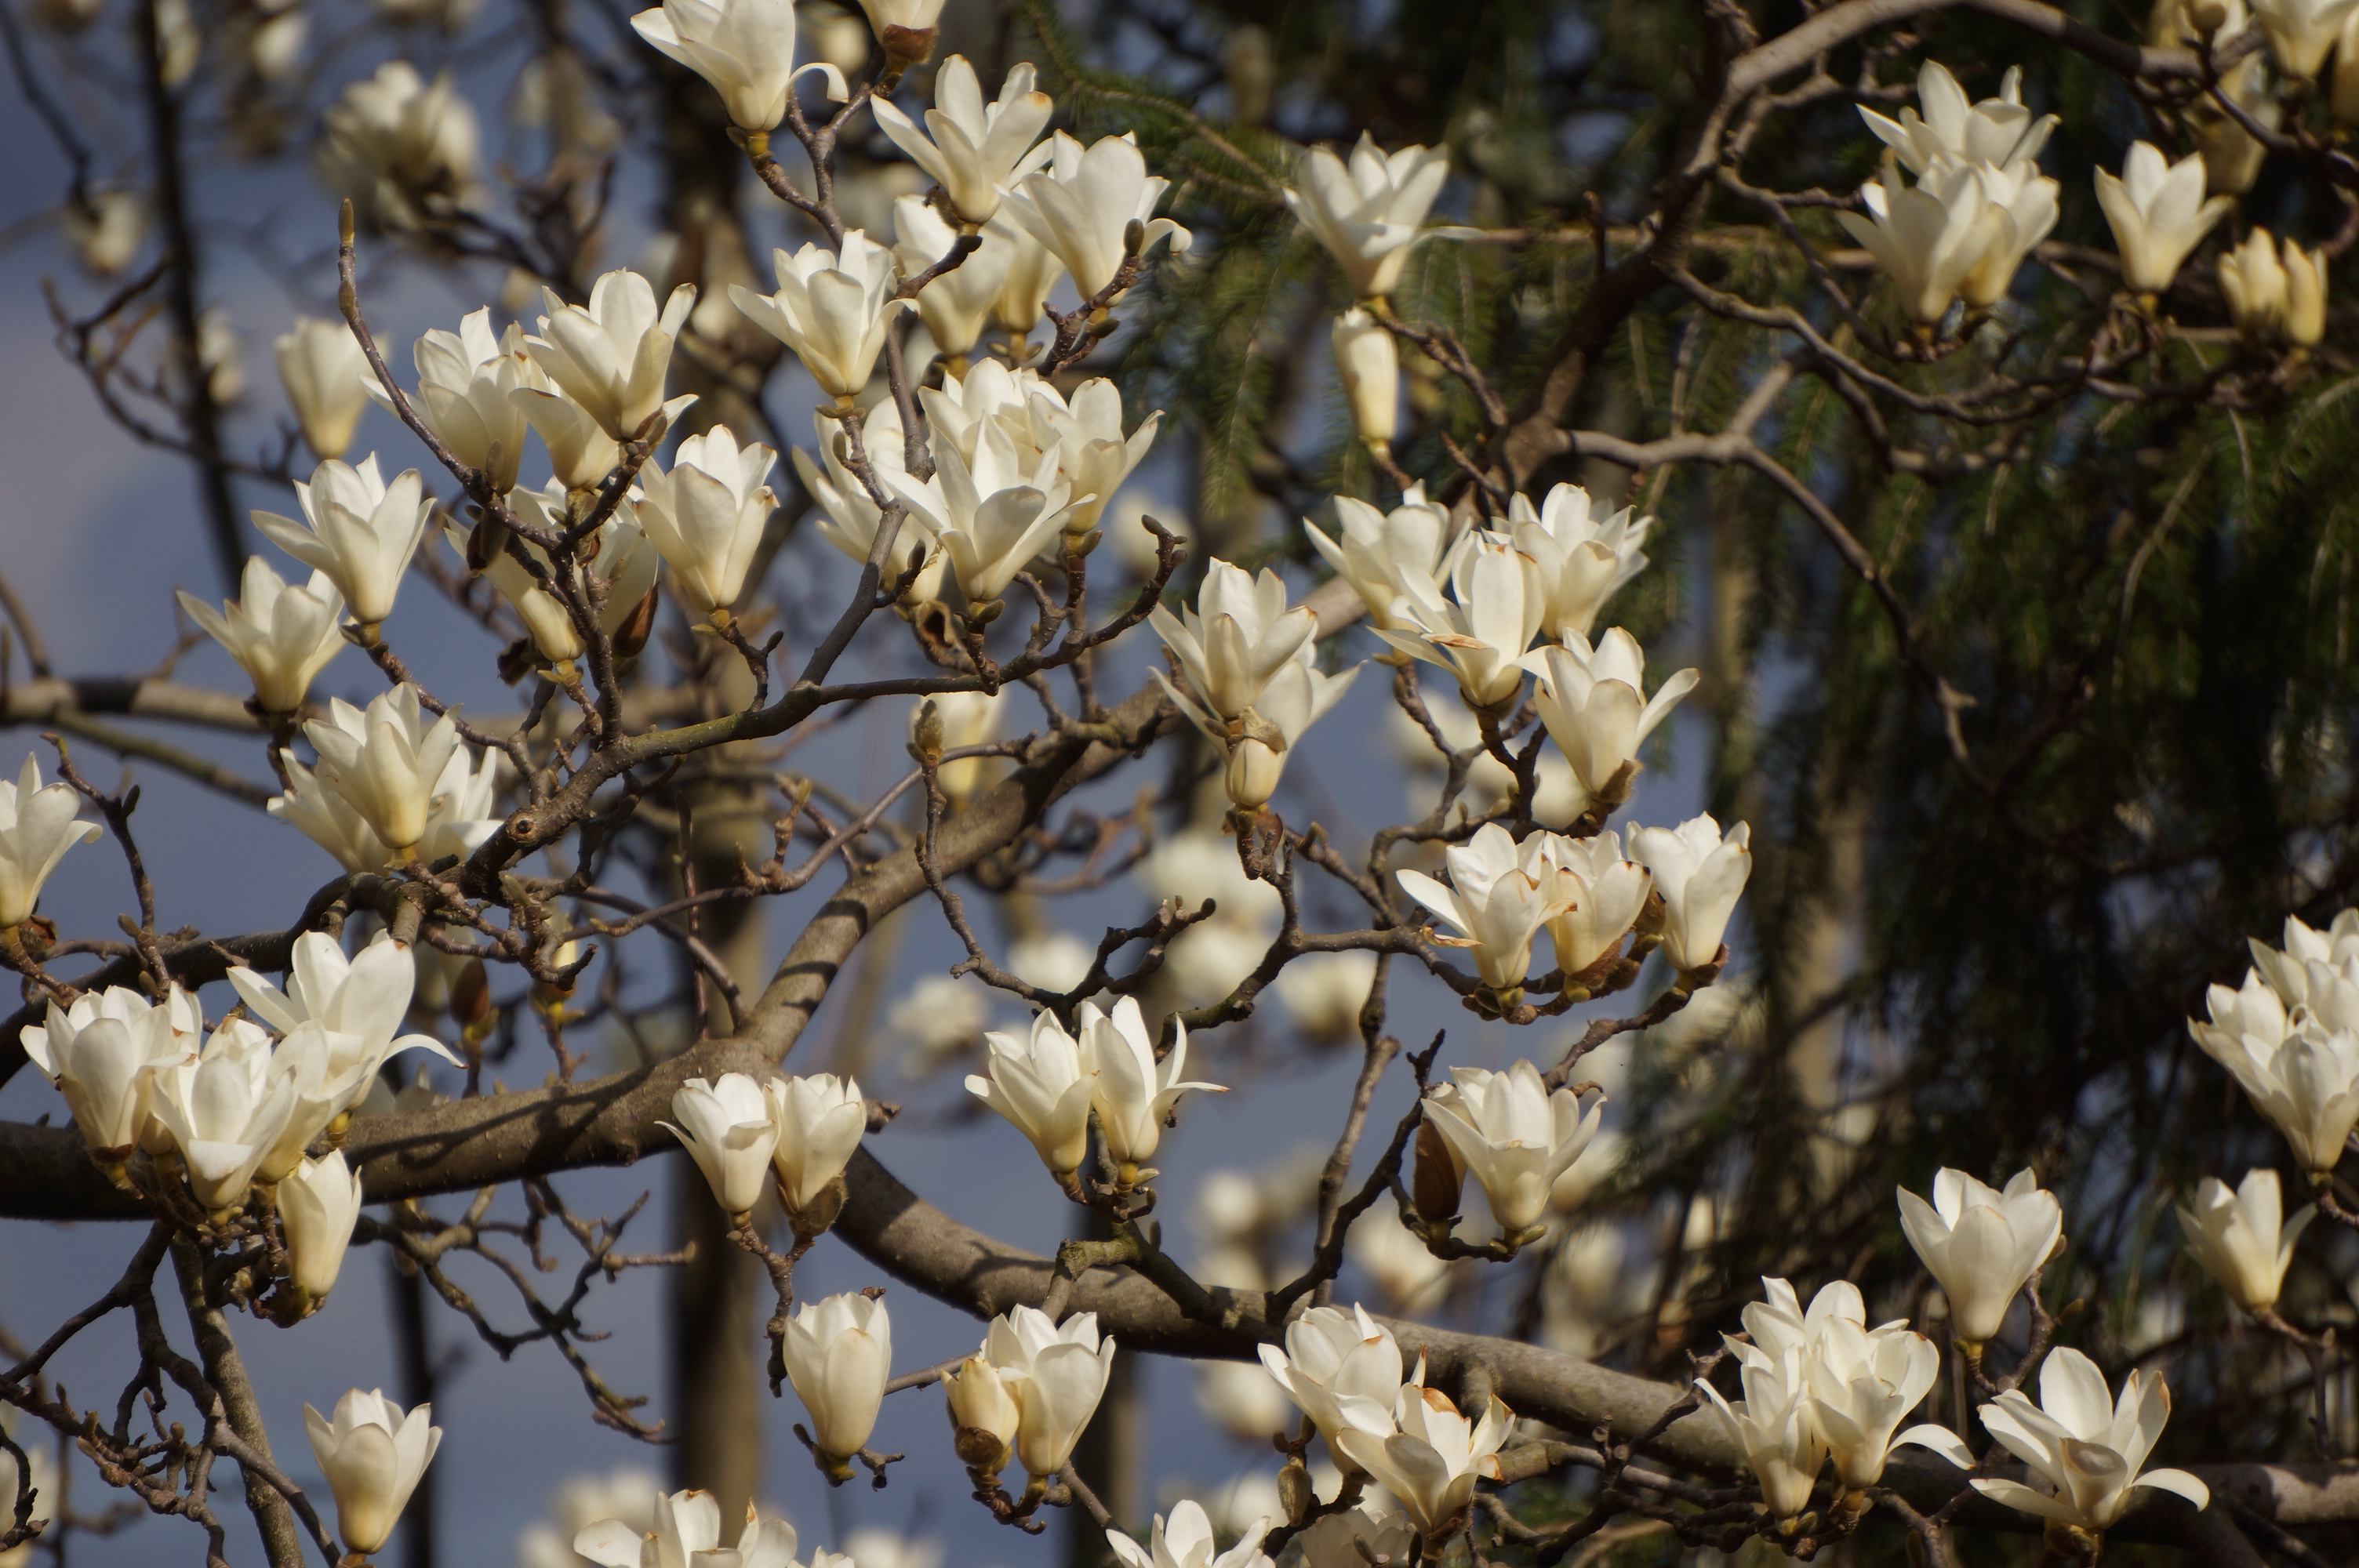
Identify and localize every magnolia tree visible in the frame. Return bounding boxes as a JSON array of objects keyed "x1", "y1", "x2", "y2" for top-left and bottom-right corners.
[{"x1": 6, "y1": 0, "x2": 2359, "y2": 1565}]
